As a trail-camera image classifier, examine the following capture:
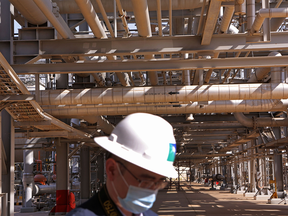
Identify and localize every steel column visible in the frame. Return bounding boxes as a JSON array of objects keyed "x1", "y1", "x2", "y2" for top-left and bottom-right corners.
[
  {"x1": 80, "y1": 146, "x2": 91, "y2": 203},
  {"x1": 50, "y1": 139, "x2": 72, "y2": 214},
  {"x1": 273, "y1": 128, "x2": 284, "y2": 192},
  {"x1": 1, "y1": 110, "x2": 14, "y2": 216}
]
